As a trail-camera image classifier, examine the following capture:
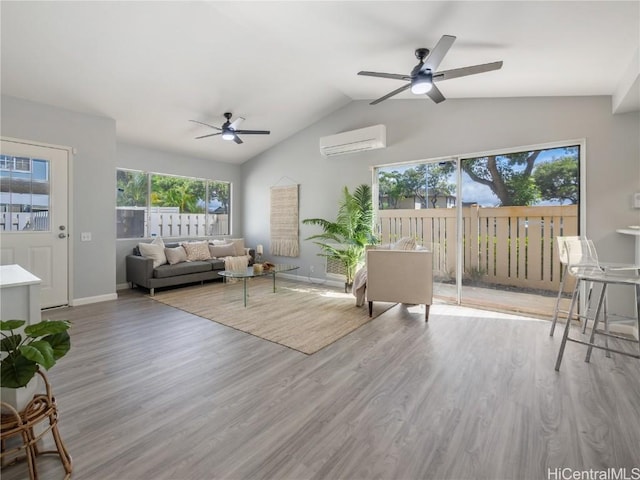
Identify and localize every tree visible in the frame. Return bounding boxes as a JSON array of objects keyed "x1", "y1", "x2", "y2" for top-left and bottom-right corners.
[
  {"x1": 533, "y1": 157, "x2": 578, "y2": 204},
  {"x1": 151, "y1": 176, "x2": 204, "y2": 213},
  {"x1": 401, "y1": 165, "x2": 428, "y2": 207},
  {"x1": 379, "y1": 163, "x2": 455, "y2": 209},
  {"x1": 209, "y1": 181, "x2": 230, "y2": 213},
  {"x1": 117, "y1": 170, "x2": 147, "y2": 207},
  {"x1": 378, "y1": 171, "x2": 403, "y2": 209},
  {"x1": 425, "y1": 163, "x2": 455, "y2": 208},
  {"x1": 461, "y1": 151, "x2": 541, "y2": 206}
]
